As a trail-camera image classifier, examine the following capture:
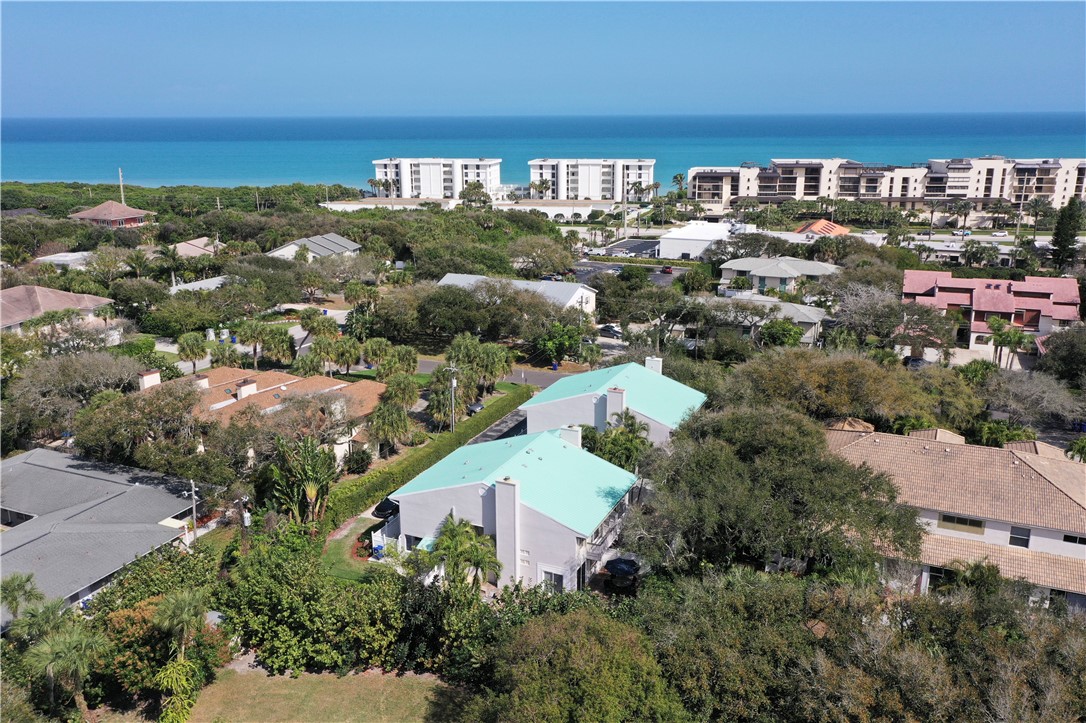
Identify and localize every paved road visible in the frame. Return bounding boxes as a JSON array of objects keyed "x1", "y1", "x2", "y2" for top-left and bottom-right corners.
[
  {"x1": 417, "y1": 359, "x2": 570, "y2": 388},
  {"x1": 573, "y1": 260, "x2": 687, "y2": 288}
]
